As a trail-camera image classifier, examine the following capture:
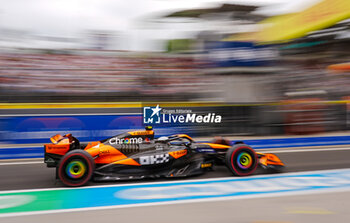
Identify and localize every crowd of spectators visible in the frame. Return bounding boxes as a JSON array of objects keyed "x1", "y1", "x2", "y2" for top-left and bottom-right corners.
[{"x1": 0, "y1": 52, "x2": 218, "y2": 102}]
